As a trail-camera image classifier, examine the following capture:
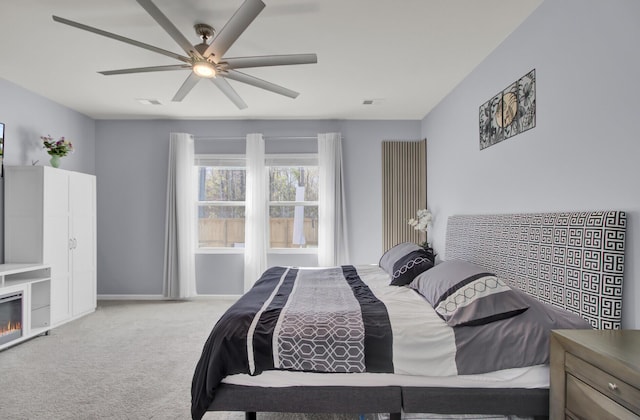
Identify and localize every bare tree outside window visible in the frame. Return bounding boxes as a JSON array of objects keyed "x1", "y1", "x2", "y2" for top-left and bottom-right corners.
[
  {"x1": 268, "y1": 166, "x2": 319, "y2": 248},
  {"x1": 196, "y1": 162, "x2": 319, "y2": 250},
  {"x1": 197, "y1": 167, "x2": 246, "y2": 248}
]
